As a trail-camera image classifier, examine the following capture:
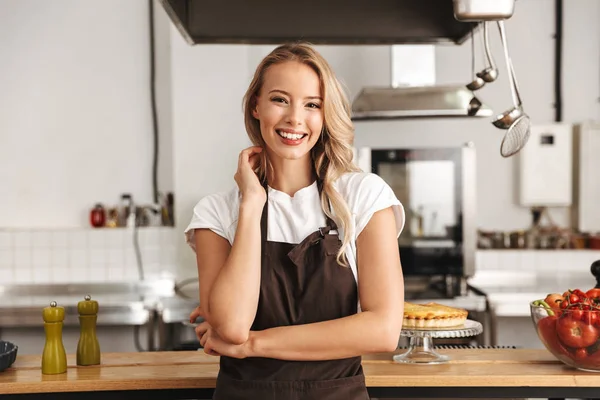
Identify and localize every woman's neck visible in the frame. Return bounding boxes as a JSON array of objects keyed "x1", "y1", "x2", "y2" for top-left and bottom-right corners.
[{"x1": 267, "y1": 155, "x2": 316, "y2": 197}]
